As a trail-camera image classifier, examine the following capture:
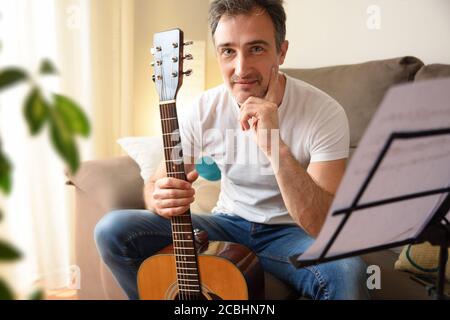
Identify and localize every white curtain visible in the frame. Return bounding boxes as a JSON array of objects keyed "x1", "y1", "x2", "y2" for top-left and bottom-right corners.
[
  {"x1": 89, "y1": 0, "x2": 134, "y2": 157},
  {"x1": 0, "y1": 0, "x2": 135, "y2": 297},
  {"x1": 0, "y1": 0, "x2": 93, "y2": 297}
]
